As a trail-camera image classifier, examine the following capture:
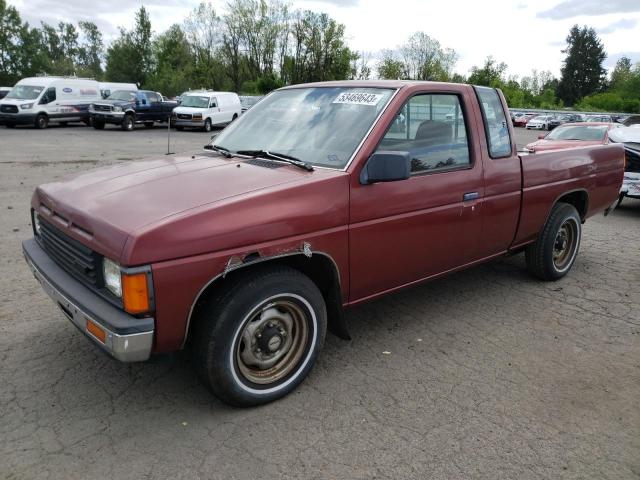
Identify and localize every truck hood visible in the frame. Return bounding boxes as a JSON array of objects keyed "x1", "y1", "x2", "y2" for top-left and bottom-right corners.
[
  {"x1": 173, "y1": 106, "x2": 206, "y2": 114},
  {"x1": 95, "y1": 99, "x2": 134, "y2": 108},
  {"x1": 33, "y1": 153, "x2": 349, "y2": 265}
]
